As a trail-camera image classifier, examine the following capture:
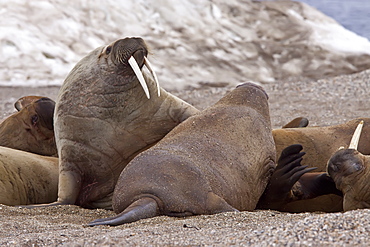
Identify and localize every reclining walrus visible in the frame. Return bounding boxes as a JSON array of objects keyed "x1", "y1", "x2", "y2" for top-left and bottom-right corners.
[
  {"x1": 258, "y1": 118, "x2": 370, "y2": 212},
  {"x1": 0, "y1": 96, "x2": 57, "y2": 156},
  {"x1": 0, "y1": 146, "x2": 58, "y2": 205},
  {"x1": 24, "y1": 37, "x2": 199, "y2": 210},
  {"x1": 88, "y1": 82, "x2": 279, "y2": 226},
  {"x1": 0, "y1": 96, "x2": 59, "y2": 205},
  {"x1": 327, "y1": 120, "x2": 370, "y2": 211}
]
